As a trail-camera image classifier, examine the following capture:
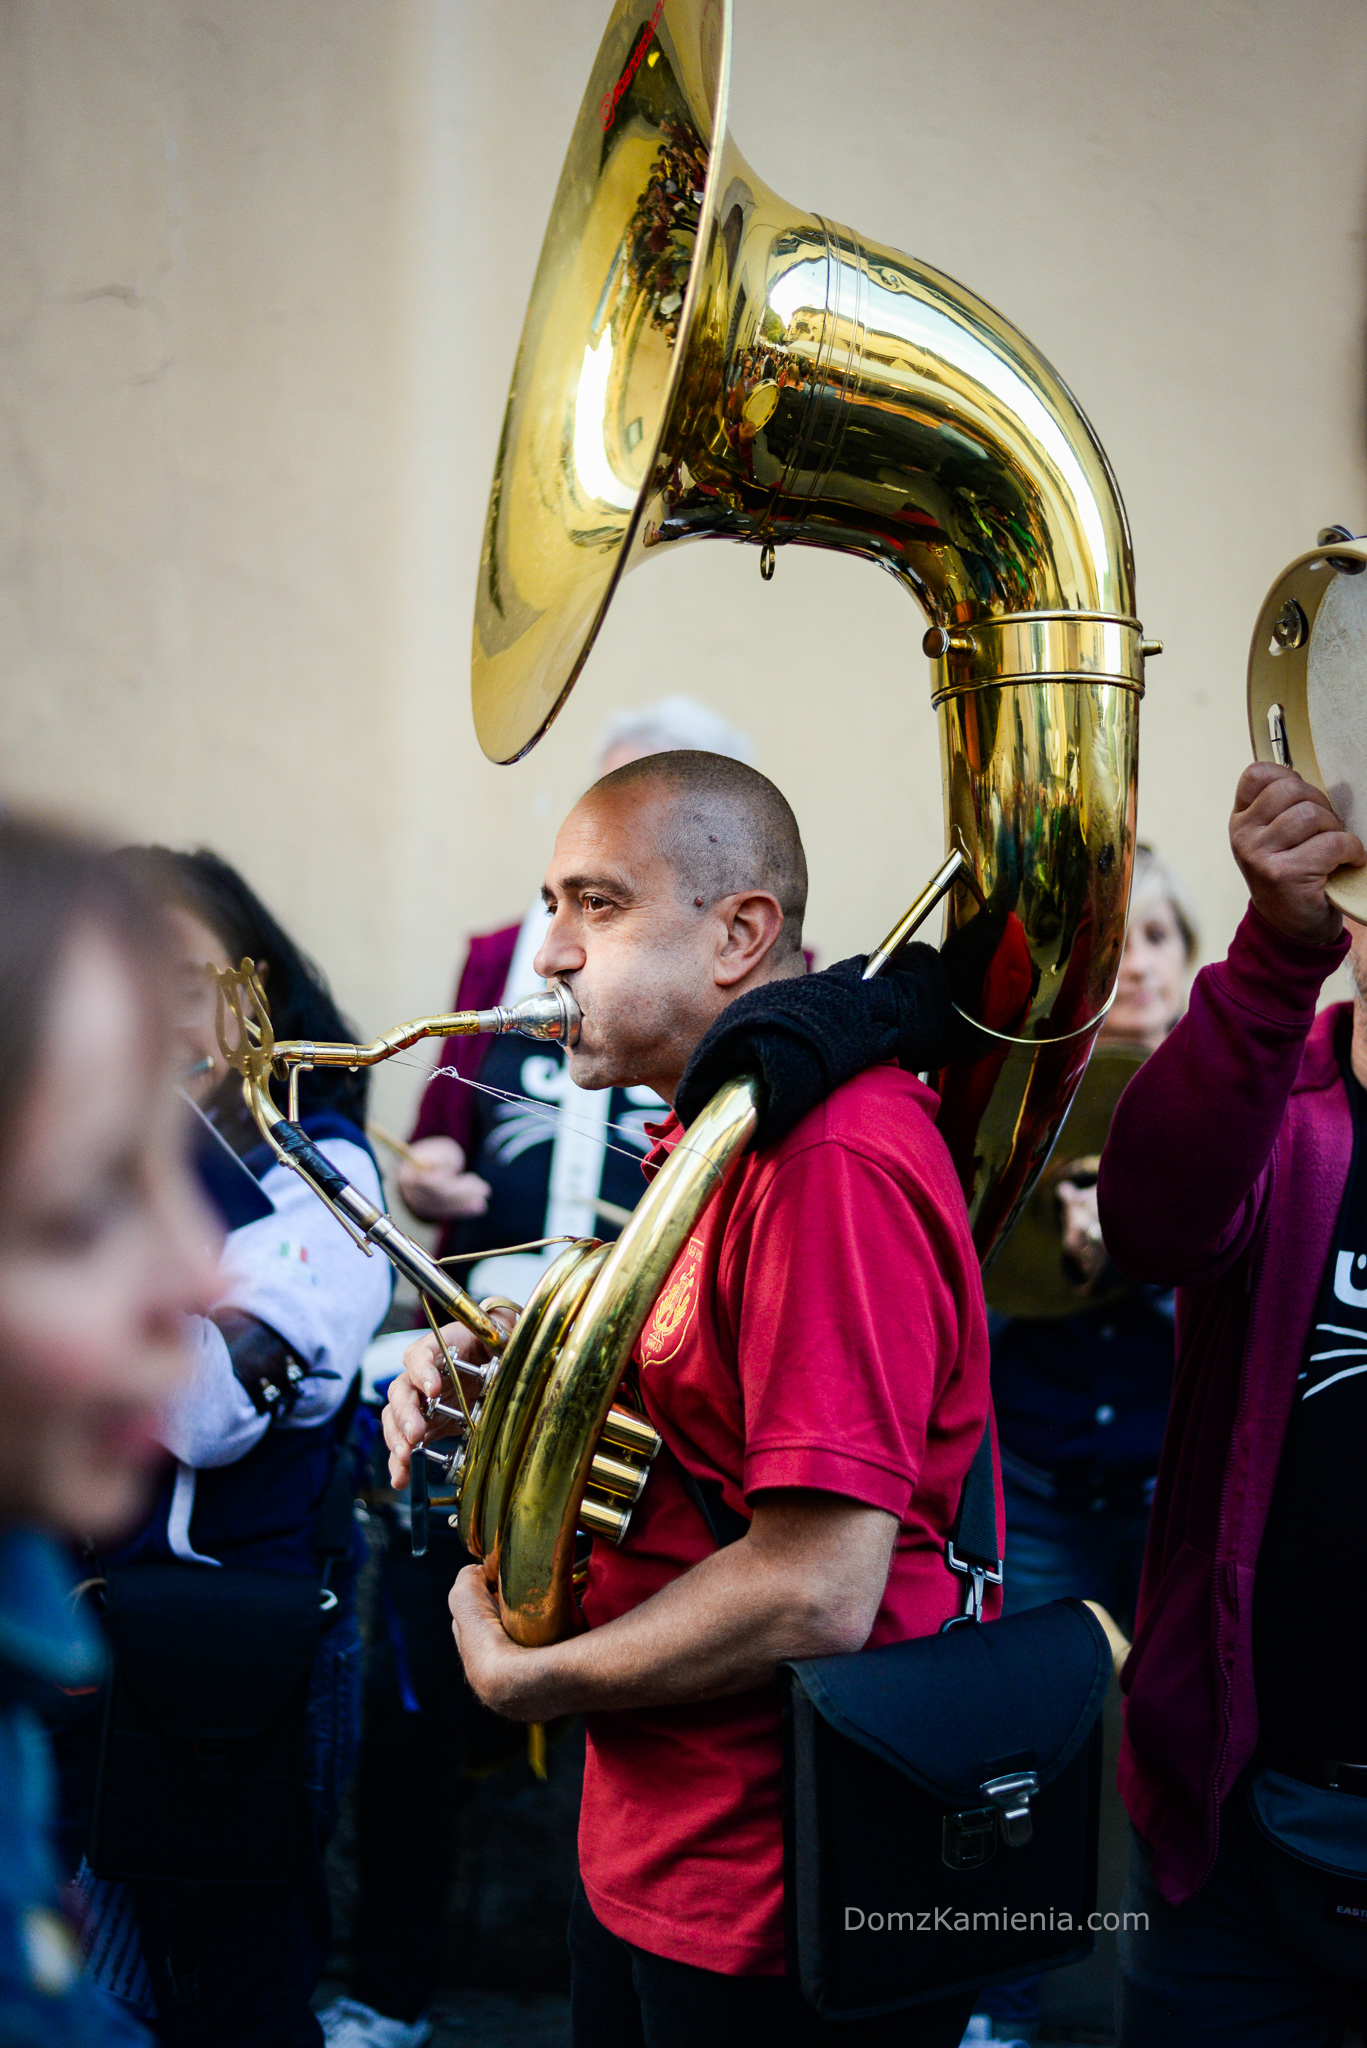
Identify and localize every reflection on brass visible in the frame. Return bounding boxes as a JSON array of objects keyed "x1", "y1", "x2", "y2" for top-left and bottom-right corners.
[
  {"x1": 473, "y1": 0, "x2": 1145, "y2": 1269},
  {"x1": 217, "y1": 0, "x2": 1155, "y2": 1648},
  {"x1": 984, "y1": 1043, "x2": 1148, "y2": 1321},
  {"x1": 498, "y1": 1076, "x2": 759, "y2": 1643},
  {"x1": 861, "y1": 850, "x2": 974, "y2": 982}
]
